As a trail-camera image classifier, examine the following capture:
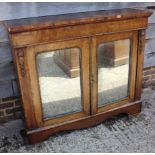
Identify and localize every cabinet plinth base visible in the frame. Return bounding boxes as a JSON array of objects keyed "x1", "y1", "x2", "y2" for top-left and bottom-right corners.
[{"x1": 25, "y1": 100, "x2": 142, "y2": 144}]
